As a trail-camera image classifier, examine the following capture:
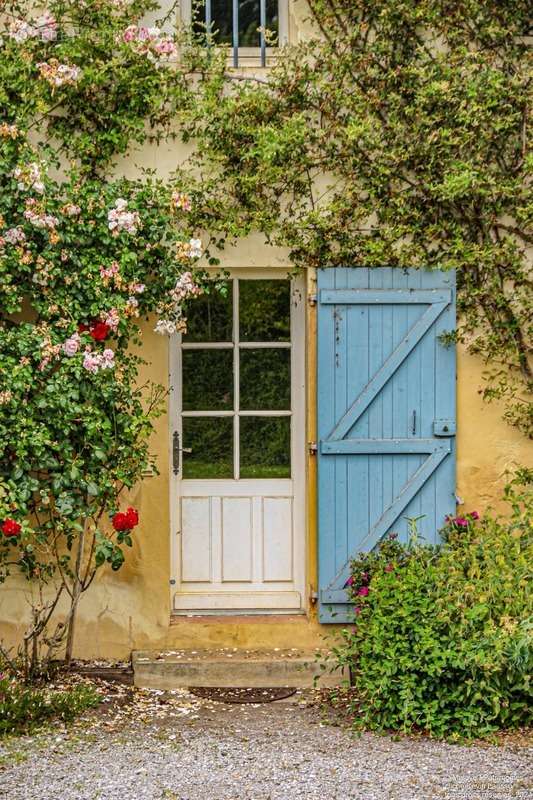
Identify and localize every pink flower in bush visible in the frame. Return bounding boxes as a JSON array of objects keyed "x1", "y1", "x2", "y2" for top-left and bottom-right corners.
[
  {"x1": 454, "y1": 517, "x2": 468, "y2": 527},
  {"x1": 357, "y1": 586, "x2": 369, "y2": 597},
  {"x1": 470, "y1": 511, "x2": 480, "y2": 520},
  {"x1": 62, "y1": 332, "x2": 80, "y2": 357},
  {"x1": 82, "y1": 351, "x2": 100, "y2": 374},
  {"x1": 104, "y1": 308, "x2": 120, "y2": 332},
  {"x1": 344, "y1": 575, "x2": 355, "y2": 588},
  {"x1": 101, "y1": 349, "x2": 115, "y2": 369},
  {"x1": 100, "y1": 262, "x2": 120, "y2": 283},
  {"x1": 354, "y1": 606, "x2": 362, "y2": 615},
  {"x1": 122, "y1": 25, "x2": 137, "y2": 43}
]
